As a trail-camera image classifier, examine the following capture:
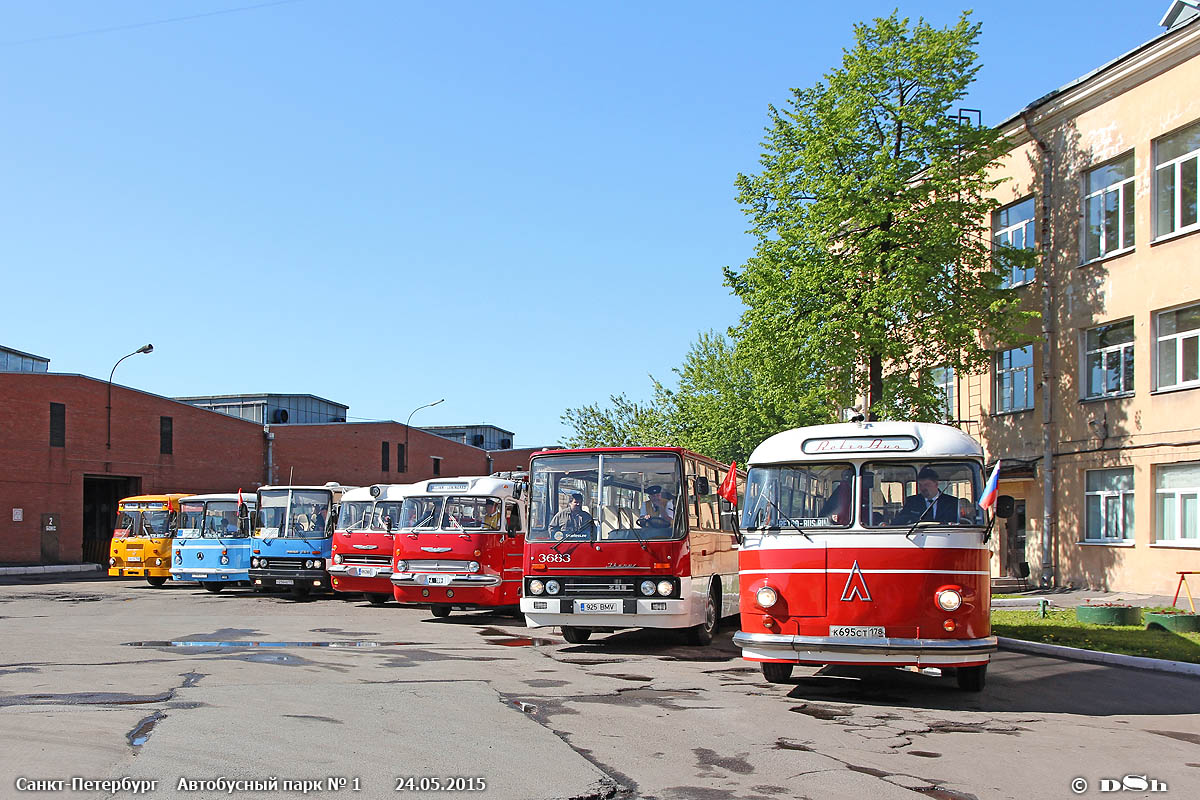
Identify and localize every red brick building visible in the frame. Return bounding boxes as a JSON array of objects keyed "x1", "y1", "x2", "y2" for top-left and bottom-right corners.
[{"x1": 0, "y1": 373, "x2": 543, "y2": 566}]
